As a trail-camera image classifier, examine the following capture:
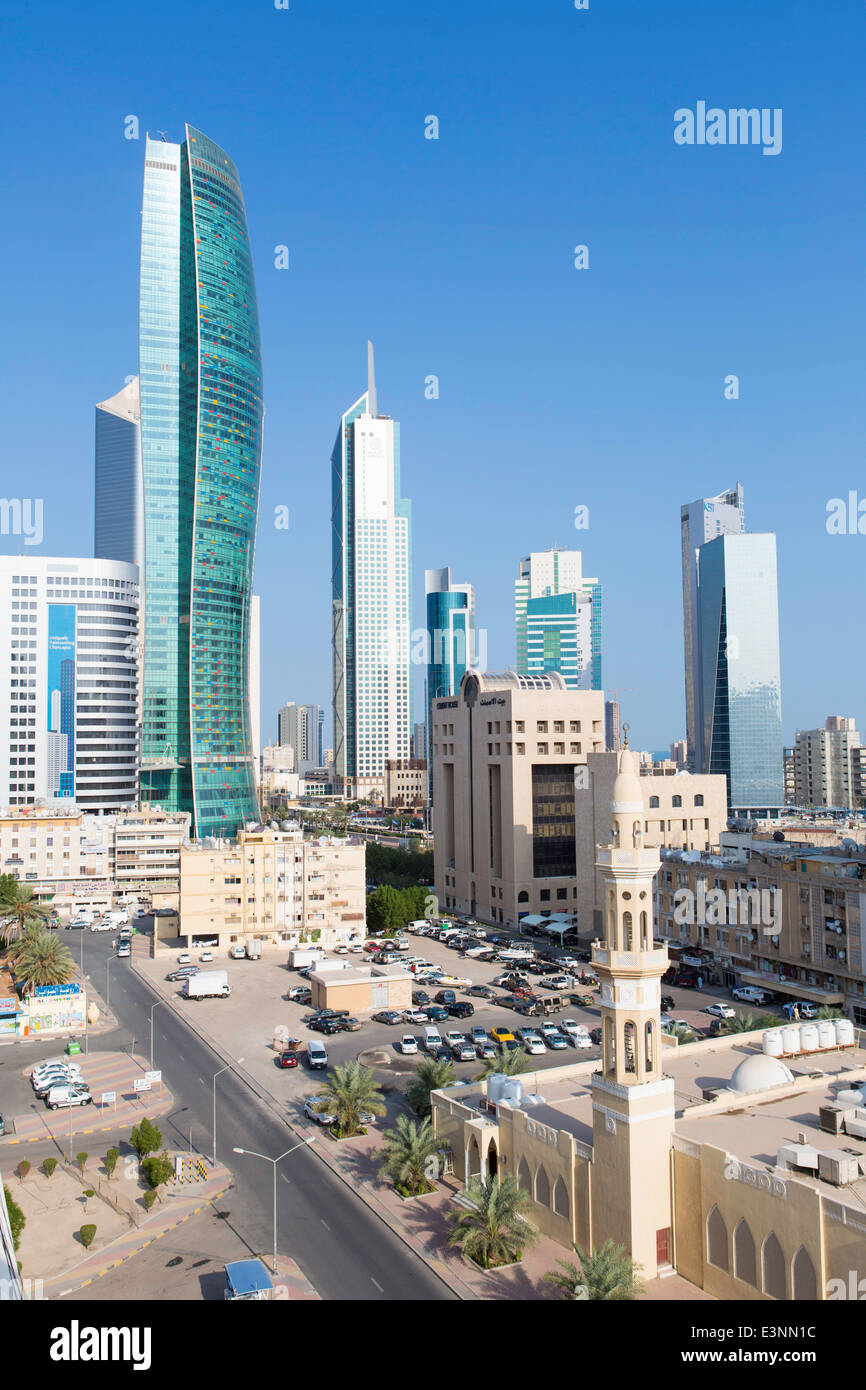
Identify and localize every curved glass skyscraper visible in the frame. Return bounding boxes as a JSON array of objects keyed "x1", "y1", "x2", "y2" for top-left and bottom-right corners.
[{"x1": 139, "y1": 125, "x2": 263, "y2": 838}]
